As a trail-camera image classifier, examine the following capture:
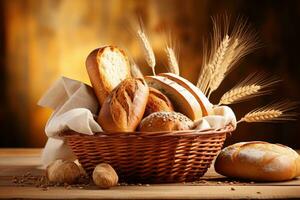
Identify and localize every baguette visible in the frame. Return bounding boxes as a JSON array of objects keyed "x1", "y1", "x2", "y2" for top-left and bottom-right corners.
[
  {"x1": 159, "y1": 73, "x2": 213, "y2": 115},
  {"x1": 145, "y1": 75, "x2": 202, "y2": 121},
  {"x1": 97, "y1": 78, "x2": 149, "y2": 132},
  {"x1": 86, "y1": 46, "x2": 131, "y2": 106},
  {"x1": 215, "y1": 141, "x2": 300, "y2": 181}
]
